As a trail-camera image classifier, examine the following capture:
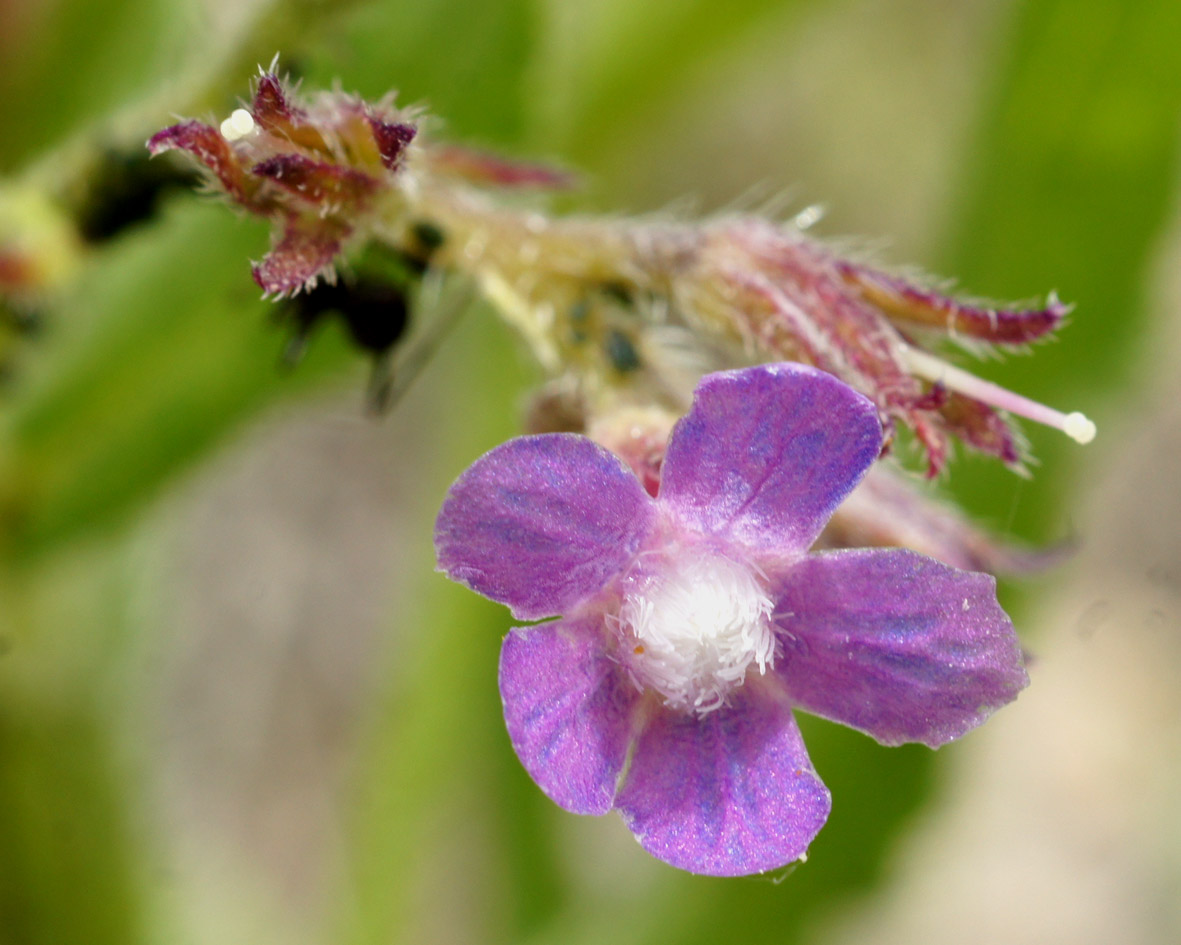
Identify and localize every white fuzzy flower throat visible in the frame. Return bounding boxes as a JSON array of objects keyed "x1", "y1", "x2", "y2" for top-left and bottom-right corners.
[{"x1": 618, "y1": 551, "x2": 777, "y2": 715}]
